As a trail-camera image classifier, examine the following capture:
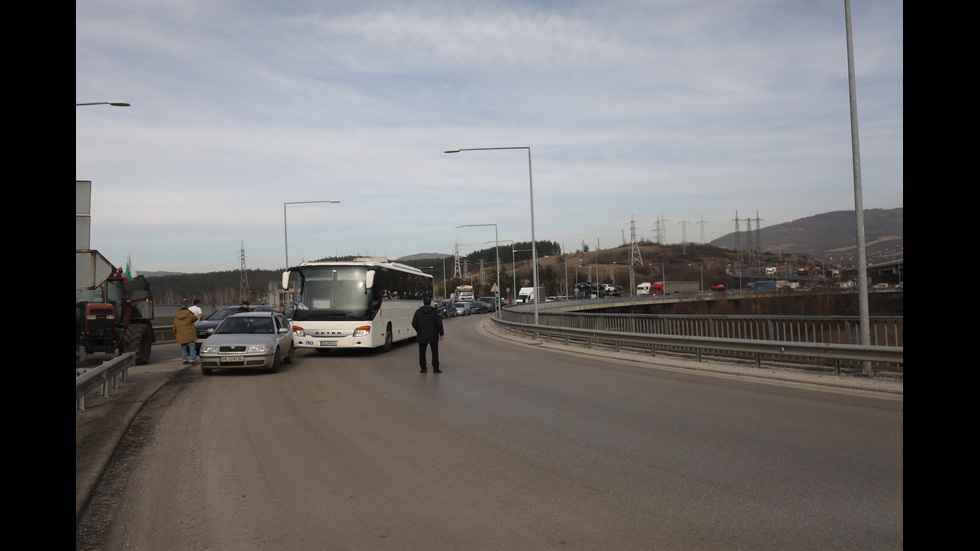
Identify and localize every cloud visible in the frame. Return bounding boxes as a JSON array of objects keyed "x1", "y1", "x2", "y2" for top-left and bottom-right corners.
[{"x1": 77, "y1": 0, "x2": 902, "y2": 272}]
